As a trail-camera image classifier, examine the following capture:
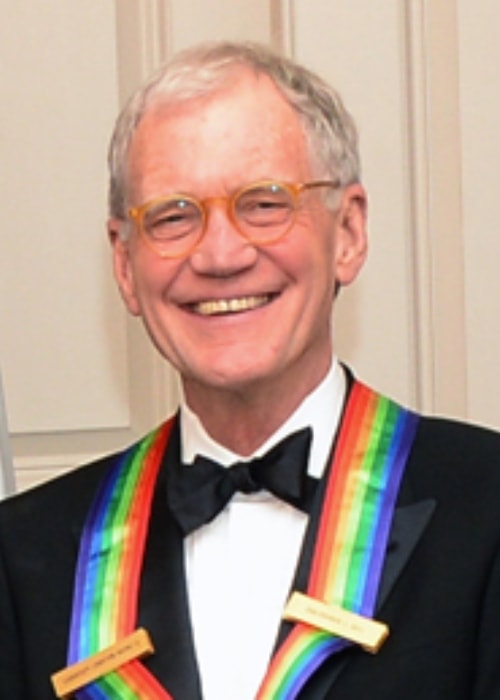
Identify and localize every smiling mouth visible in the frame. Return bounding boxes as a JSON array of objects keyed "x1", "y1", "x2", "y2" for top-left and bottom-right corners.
[{"x1": 190, "y1": 295, "x2": 273, "y2": 316}]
